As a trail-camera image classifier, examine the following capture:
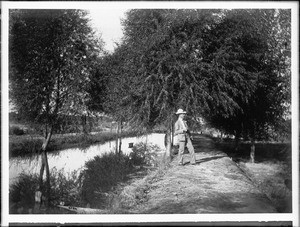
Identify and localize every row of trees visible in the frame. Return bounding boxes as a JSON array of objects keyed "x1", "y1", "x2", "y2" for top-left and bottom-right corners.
[
  {"x1": 91, "y1": 9, "x2": 291, "y2": 158},
  {"x1": 9, "y1": 9, "x2": 291, "y2": 207}
]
